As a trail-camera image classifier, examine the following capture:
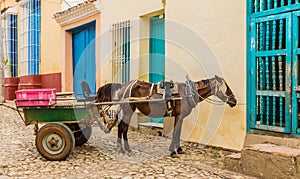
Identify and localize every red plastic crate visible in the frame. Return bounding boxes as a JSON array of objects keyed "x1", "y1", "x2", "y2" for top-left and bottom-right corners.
[{"x1": 15, "y1": 89, "x2": 57, "y2": 107}]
